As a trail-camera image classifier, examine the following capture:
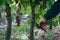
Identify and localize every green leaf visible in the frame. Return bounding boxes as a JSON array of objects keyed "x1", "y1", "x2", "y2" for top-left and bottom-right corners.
[
  {"x1": 0, "y1": 0, "x2": 5, "y2": 6},
  {"x1": 10, "y1": 2, "x2": 16, "y2": 9},
  {"x1": 7, "y1": 0, "x2": 13, "y2": 4},
  {"x1": 47, "y1": 30, "x2": 53, "y2": 39},
  {"x1": 52, "y1": 20, "x2": 58, "y2": 27}
]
